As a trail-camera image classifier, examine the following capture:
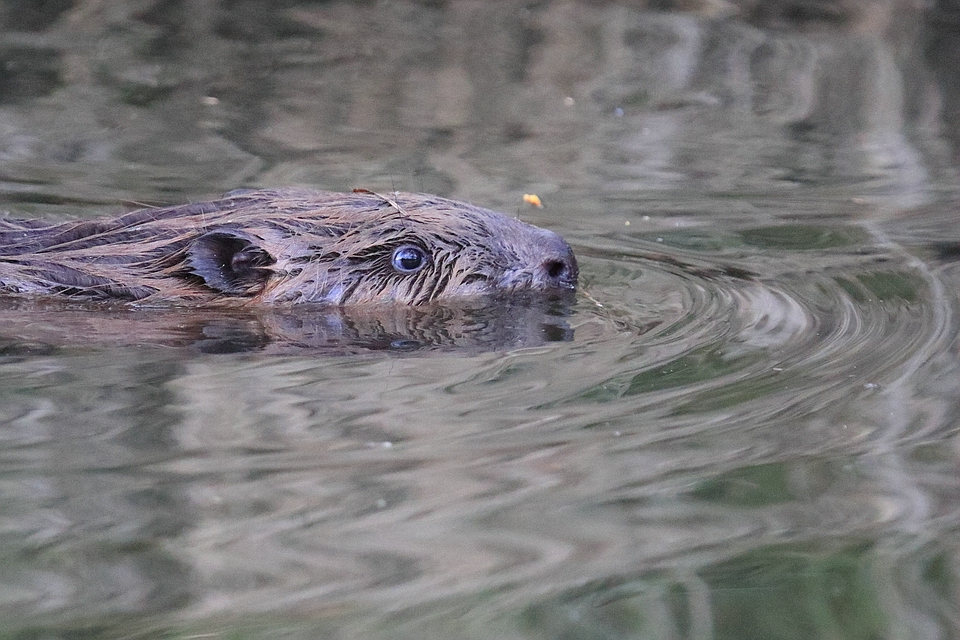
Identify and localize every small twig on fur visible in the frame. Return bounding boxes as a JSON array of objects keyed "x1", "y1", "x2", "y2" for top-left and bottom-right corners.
[{"x1": 353, "y1": 188, "x2": 409, "y2": 219}]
